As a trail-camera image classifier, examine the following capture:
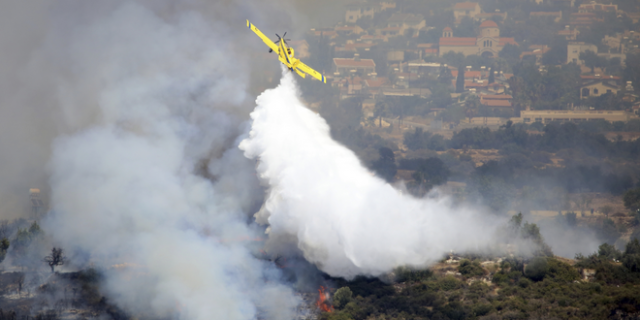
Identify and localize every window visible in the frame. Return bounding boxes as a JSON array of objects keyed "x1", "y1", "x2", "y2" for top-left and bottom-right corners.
[
  {"x1": 535, "y1": 118, "x2": 542, "y2": 122},
  {"x1": 582, "y1": 88, "x2": 590, "y2": 96},
  {"x1": 594, "y1": 88, "x2": 599, "y2": 94},
  {"x1": 524, "y1": 118, "x2": 531, "y2": 122},
  {"x1": 607, "y1": 89, "x2": 612, "y2": 93}
]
